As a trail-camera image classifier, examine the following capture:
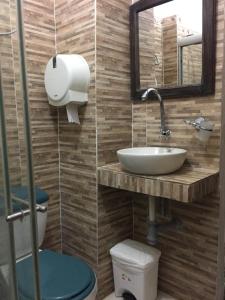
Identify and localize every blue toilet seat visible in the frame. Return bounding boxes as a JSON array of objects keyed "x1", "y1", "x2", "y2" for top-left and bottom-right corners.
[{"x1": 16, "y1": 250, "x2": 96, "y2": 300}]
